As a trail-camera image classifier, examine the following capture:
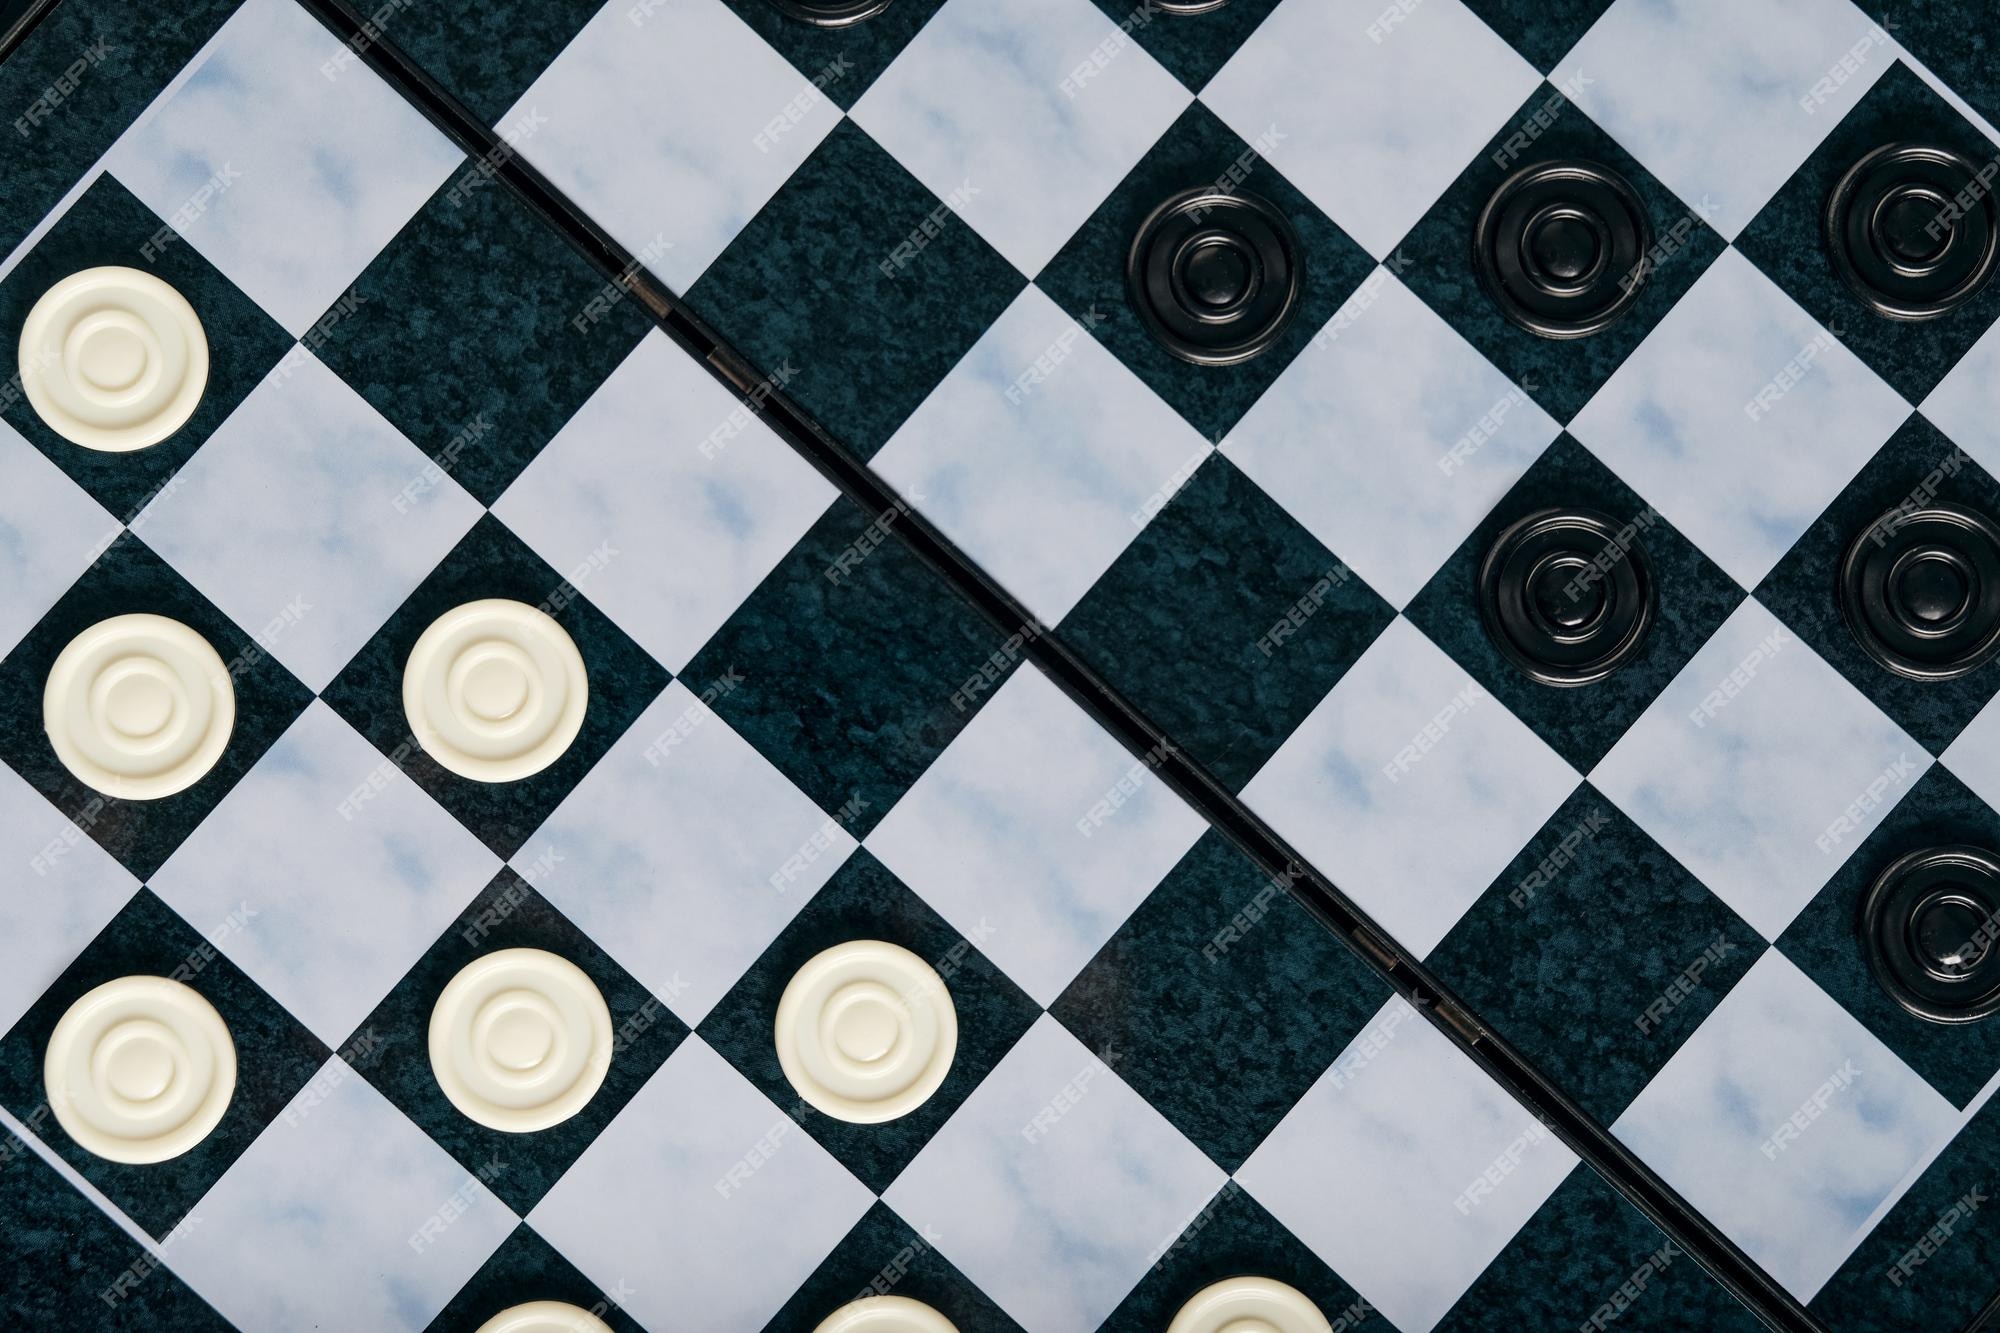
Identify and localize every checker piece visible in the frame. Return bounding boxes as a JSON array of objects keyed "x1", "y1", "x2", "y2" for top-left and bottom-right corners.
[
  {"x1": 1478, "y1": 508, "x2": 1655, "y2": 686},
  {"x1": 767, "y1": 0, "x2": 894, "y2": 25},
  {"x1": 1167, "y1": 1276, "x2": 1333, "y2": 1333},
  {"x1": 1827, "y1": 143, "x2": 1999, "y2": 321},
  {"x1": 403, "y1": 599, "x2": 588, "y2": 783},
  {"x1": 43, "y1": 976, "x2": 237, "y2": 1164},
  {"x1": 18, "y1": 265, "x2": 209, "y2": 452},
  {"x1": 1862, "y1": 845, "x2": 2000, "y2": 1024},
  {"x1": 43, "y1": 613, "x2": 236, "y2": 800},
  {"x1": 429, "y1": 948, "x2": 614, "y2": 1132},
  {"x1": 775, "y1": 940, "x2": 957, "y2": 1124},
  {"x1": 1840, "y1": 501, "x2": 2000, "y2": 681},
  {"x1": 814, "y1": 1295, "x2": 959, "y2": 1332},
  {"x1": 1474, "y1": 160, "x2": 1652, "y2": 340},
  {"x1": 1128, "y1": 188, "x2": 1302, "y2": 366},
  {"x1": 475, "y1": 1301, "x2": 613, "y2": 1333}
]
